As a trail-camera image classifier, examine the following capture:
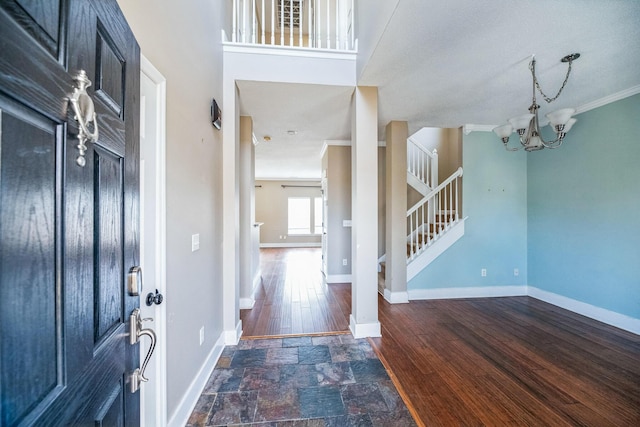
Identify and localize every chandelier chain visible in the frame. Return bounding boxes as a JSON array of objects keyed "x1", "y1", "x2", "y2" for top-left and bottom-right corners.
[{"x1": 530, "y1": 59, "x2": 573, "y2": 104}]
